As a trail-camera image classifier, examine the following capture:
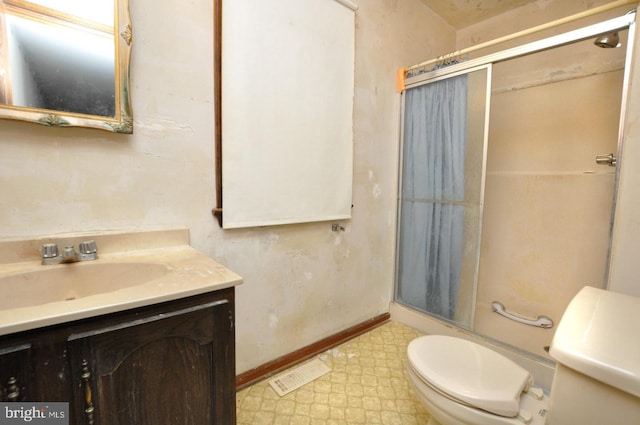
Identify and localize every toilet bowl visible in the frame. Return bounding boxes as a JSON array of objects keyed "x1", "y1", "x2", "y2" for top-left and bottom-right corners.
[
  {"x1": 407, "y1": 286, "x2": 640, "y2": 425},
  {"x1": 407, "y1": 335, "x2": 549, "y2": 425}
]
